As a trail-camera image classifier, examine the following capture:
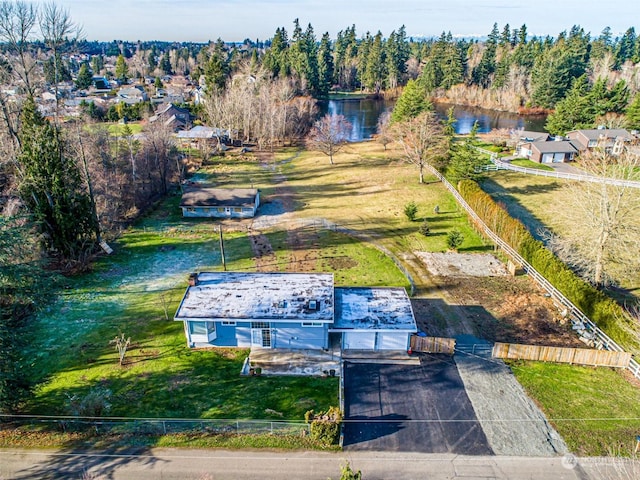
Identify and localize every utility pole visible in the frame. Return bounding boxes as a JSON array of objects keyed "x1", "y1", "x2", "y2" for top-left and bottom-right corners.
[{"x1": 219, "y1": 225, "x2": 226, "y2": 271}]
